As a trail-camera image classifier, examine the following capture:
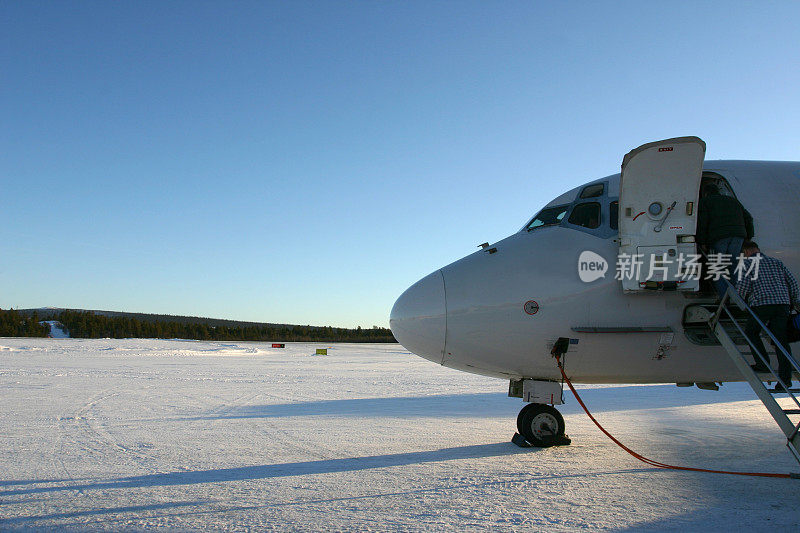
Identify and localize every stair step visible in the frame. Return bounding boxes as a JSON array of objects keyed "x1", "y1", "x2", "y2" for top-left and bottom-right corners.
[{"x1": 709, "y1": 294, "x2": 800, "y2": 469}]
